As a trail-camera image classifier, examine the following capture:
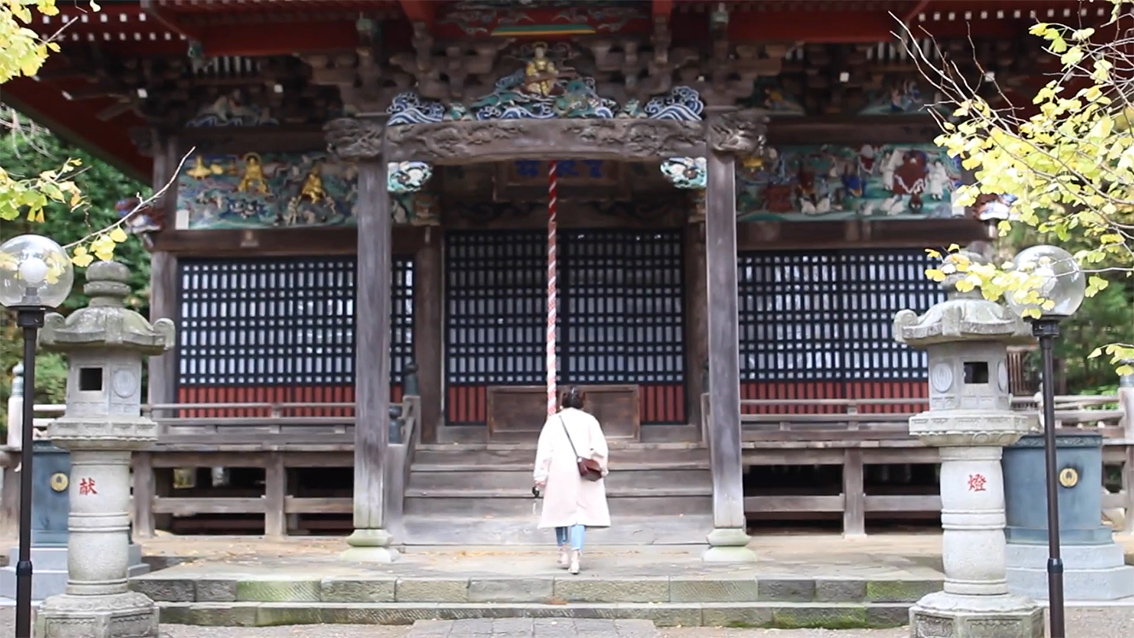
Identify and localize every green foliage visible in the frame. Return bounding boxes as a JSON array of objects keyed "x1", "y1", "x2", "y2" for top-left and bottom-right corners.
[
  {"x1": 1003, "y1": 219, "x2": 1134, "y2": 394},
  {"x1": 907, "y1": 0, "x2": 1134, "y2": 378},
  {"x1": 0, "y1": 113, "x2": 150, "y2": 310},
  {"x1": 0, "y1": 351, "x2": 68, "y2": 440},
  {"x1": 0, "y1": 115, "x2": 148, "y2": 427}
]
